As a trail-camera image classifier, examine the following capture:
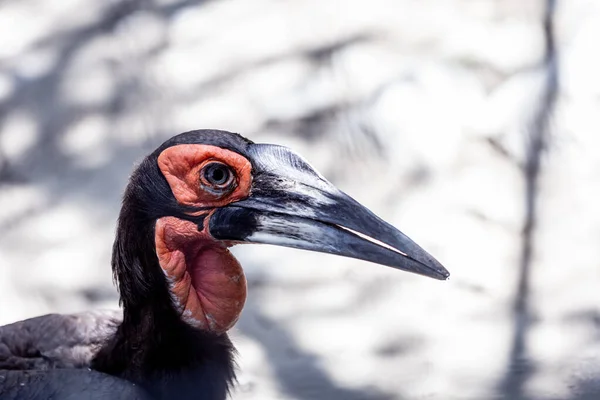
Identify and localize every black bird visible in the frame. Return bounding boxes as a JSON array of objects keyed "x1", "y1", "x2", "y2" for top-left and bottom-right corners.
[{"x1": 0, "y1": 130, "x2": 449, "y2": 400}]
